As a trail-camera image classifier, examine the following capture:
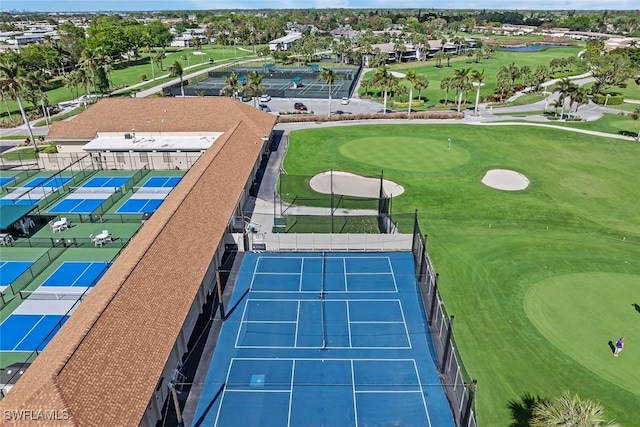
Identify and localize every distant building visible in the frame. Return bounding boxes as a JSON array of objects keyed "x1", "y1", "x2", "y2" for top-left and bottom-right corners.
[{"x1": 269, "y1": 31, "x2": 302, "y2": 51}]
